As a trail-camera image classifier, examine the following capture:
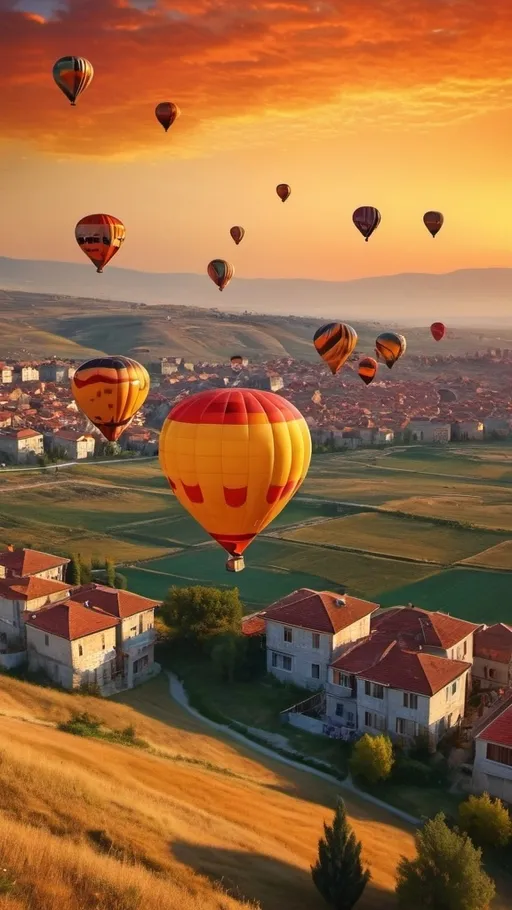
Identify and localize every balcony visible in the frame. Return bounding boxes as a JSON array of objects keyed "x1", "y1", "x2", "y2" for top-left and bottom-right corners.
[
  {"x1": 326, "y1": 681, "x2": 355, "y2": 699},
  {"x1": 122, "y1": 629, "x2": 156, "y2": 652}
]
